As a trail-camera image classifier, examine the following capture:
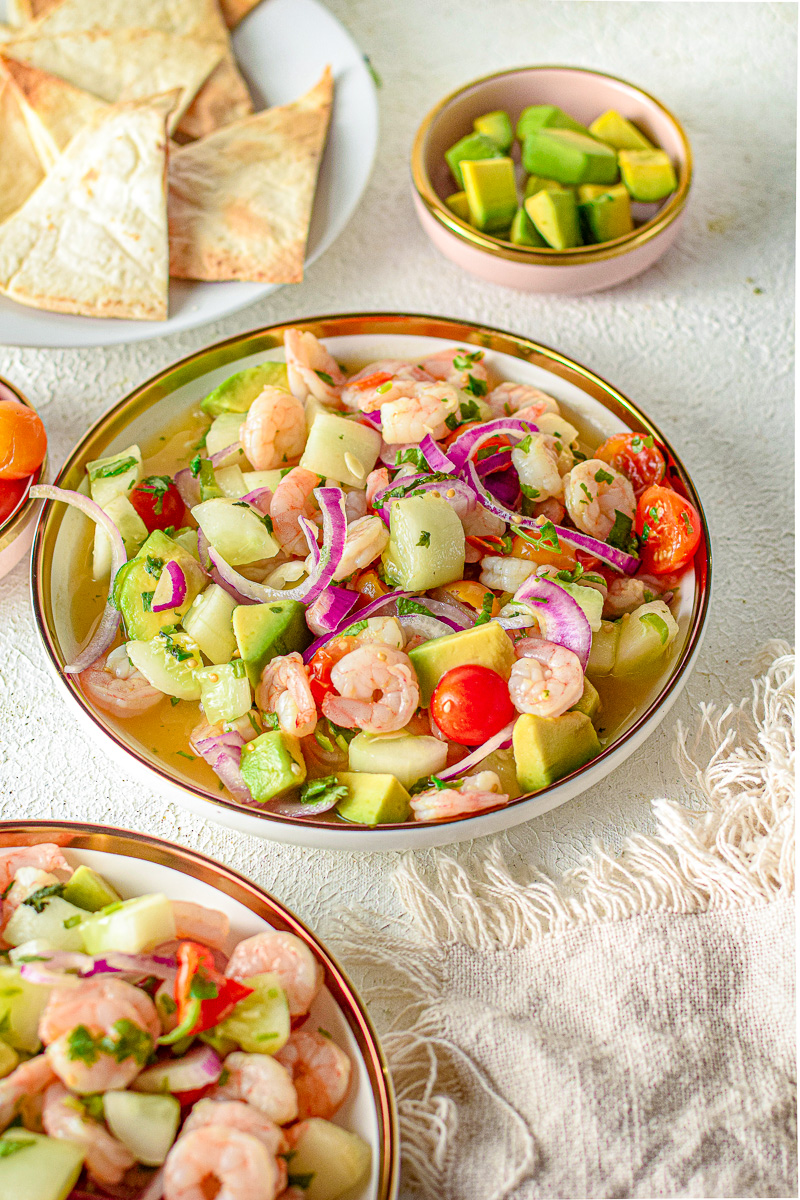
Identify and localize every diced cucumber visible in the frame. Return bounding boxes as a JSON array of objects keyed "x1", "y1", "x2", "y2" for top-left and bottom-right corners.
[
  {"x1": 103, "y1": 1090, "x2": 180, "y2": 1165},
  {"x1": 287, "y1": 1118, "x2": 371, "y2": 1200},
  {"x1": 86, "y1": 443, "x2": 142, "y2": 509},
  {"x1": 475, "y1": 747, "x2": 522, "y2": 799},
  {"x1": 304, "y1": 394, "x2": 338, "y2": 434},
  {"x1": 0, "y1": 965, "x2": 52, "y2": 1052},
  {"x1": 0, "y1": 1130, "x2": 85, "y2": 1200},
  {"x1": 79, "y1": 893, "x2": 176, "y2": 956},
  {"x1": 3, "y1": 895, "x2": 86, "y2": 952},
  {"x1": 181, "y1": 584, "x2": 238, "y2": 665},
  {"x1": 92, "y1": 493, "x2": 148, "y2": 579},
  {"x1": 535, "y1": 411, "x2": 580, "y2": 446},
  {"x1": 0, "y1": 1041, "x2": 18, "y2": 1077},
  {"x1": 552, "y1": 580, "x2": 604, "y2": 631},
  {"x1": 586, "y1": 620, "x2": 621, "y2": 677},
  {"x1": 348, "y1": 731, "x2": 447, "y2": 789},
  {"x1": 215, "y1": 464, "x2": 249, "y2": 498},
  {"x1": 8, "y1": 939, "x2": 57, "y2": 964},
  {"x1": 200, "y1": 361, "x2": 290, "y2": 417},
  {"x1": 113, "y1": 529, "x2": 207, "y2": 641},
  {"x1": 613, "y1": 600, "x2": 679, "y2": 677},
  {"x1": 62, "y1": 864, "x2": 122, "y2": 912},
  {"x1": 126, "y1": 630, "x2": 203, "y2": 700},
  {"x1": 192, "y1": 497, "x2": 280, "y2": 566},
  {"x1": 174, "y1": 528, "x2": 200, "y2": 560},
  {"x1": 211, "y1": 972, "x2": 290, "y2": 1054},
  {"x1": 243, "y1": 469, "x2": 285, "y2": 493},
  {"x1": 206, "y1": 412, "x2": 249, "y2": 467},
  {"x1": 196, "y1": 660, "x2": 252, "y2": 724},
  {"x1": 382, "y1": 494, "x2": 465, "y2": 591},
  {"x1": 300, "y1": 411, "x2": 381, "y2": 488}
]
